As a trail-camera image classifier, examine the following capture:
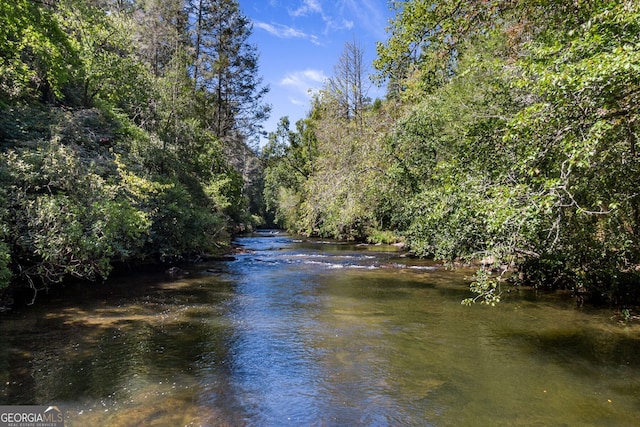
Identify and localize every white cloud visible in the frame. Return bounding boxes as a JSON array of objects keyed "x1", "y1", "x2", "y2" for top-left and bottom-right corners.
[
  {"x1": 325, "y1": 17, "x2": 354, "y2": 33},
  {"x1": 289, "y1": 97, "x2": 307, "y2": 106},
  {"x1": 253, "y1": 21, "x2": 321, "y2": 45},
  {"x1": 288, "y1": 0, "x2": 354, "y2": 35},
  {"x1": 342, "y1": 0, "x2": 389, "y2": 38},
  {"x1": 280, "y1": 69, "x2": 328, "y2": 96},
  {"x1": 290, "y1": 0, "x2": 323, "y2": 17}
]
